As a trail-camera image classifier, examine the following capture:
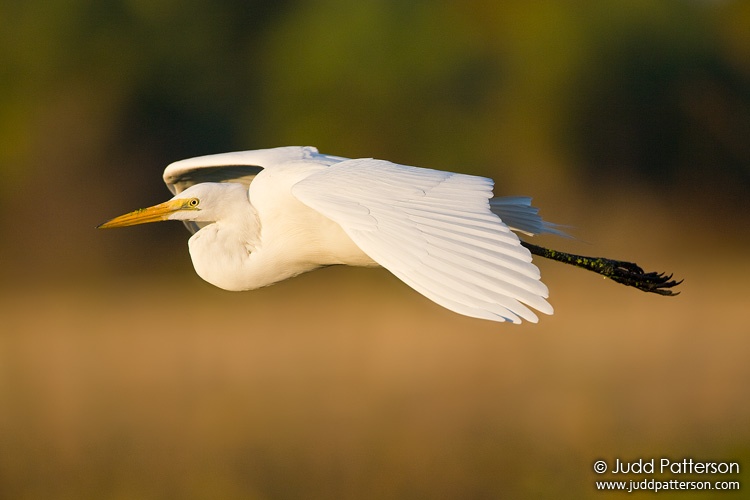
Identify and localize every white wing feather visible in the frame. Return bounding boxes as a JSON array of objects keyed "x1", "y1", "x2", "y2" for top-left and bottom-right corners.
[
  {"x1": 162, "y1": 146, "x2": 343, "y2": 194},
  {"x1": 292, "y1": 158, "x2": 553, "y2": 323}
]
